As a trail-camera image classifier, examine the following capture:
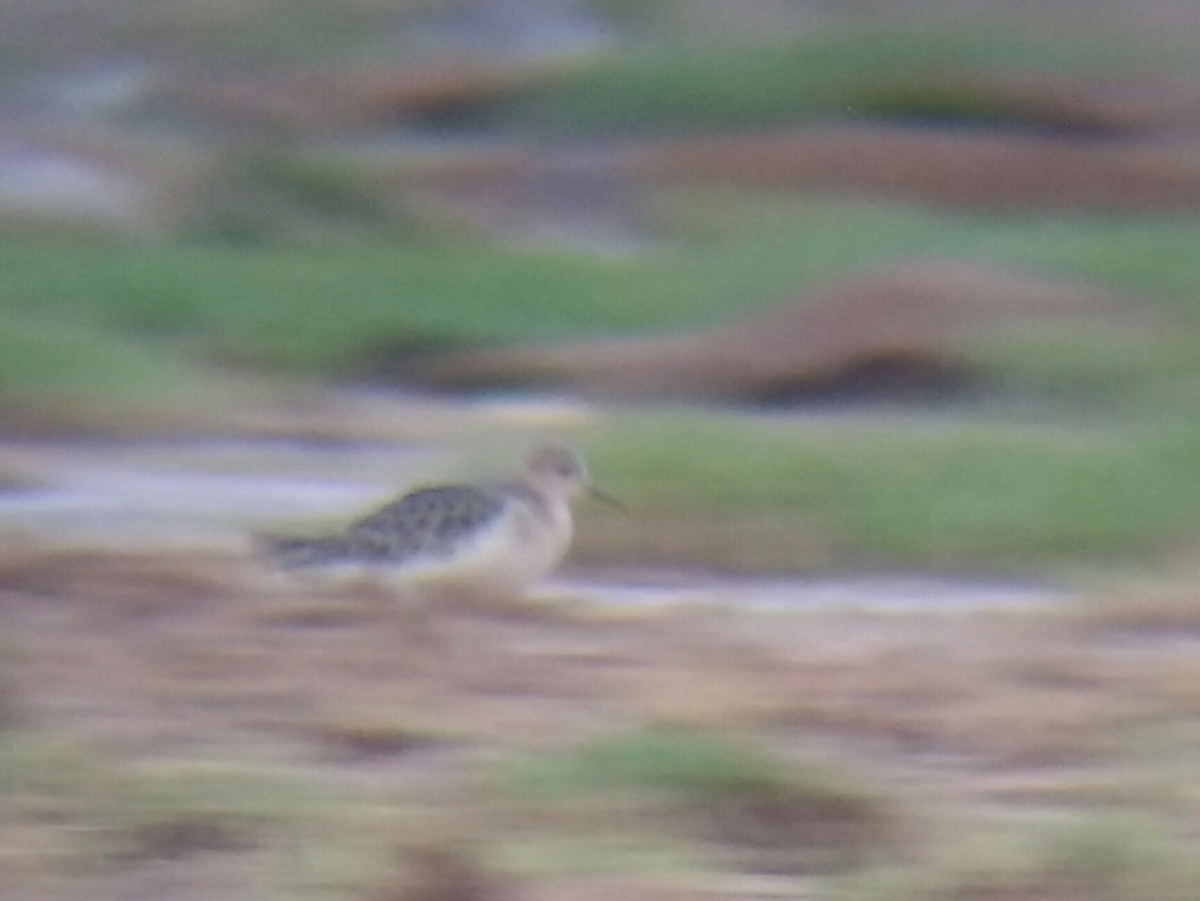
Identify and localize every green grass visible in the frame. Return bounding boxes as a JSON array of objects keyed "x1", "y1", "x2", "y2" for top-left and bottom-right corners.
[
  {"x1": 588, "y1": 409, "x2": 1200, "y2": 573},
  {"x1": 0, "y1": 240, "x2": 700, "y2": 377},
  {"x1": 6, "y1": 192, "x2": 1200, "y2": 571},
  {"x1": 6, "y1": 195, "x2": 1200, "y2": 382},
  {"x1": 0, "y1": 311, "x2": 233, "y2": 430},
  {"x1": 0, "y1": 314, "x2": 213, "y2": 402},
  {"x1": 497, "y1": 22, "x2": 1195, "y2": 137},
  {"x1": 660, "y1": 192, "x2": 1200, "y2": 316},
  {"x1": 501, "y1": 727, "x2": 799, "y2": 802}
]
